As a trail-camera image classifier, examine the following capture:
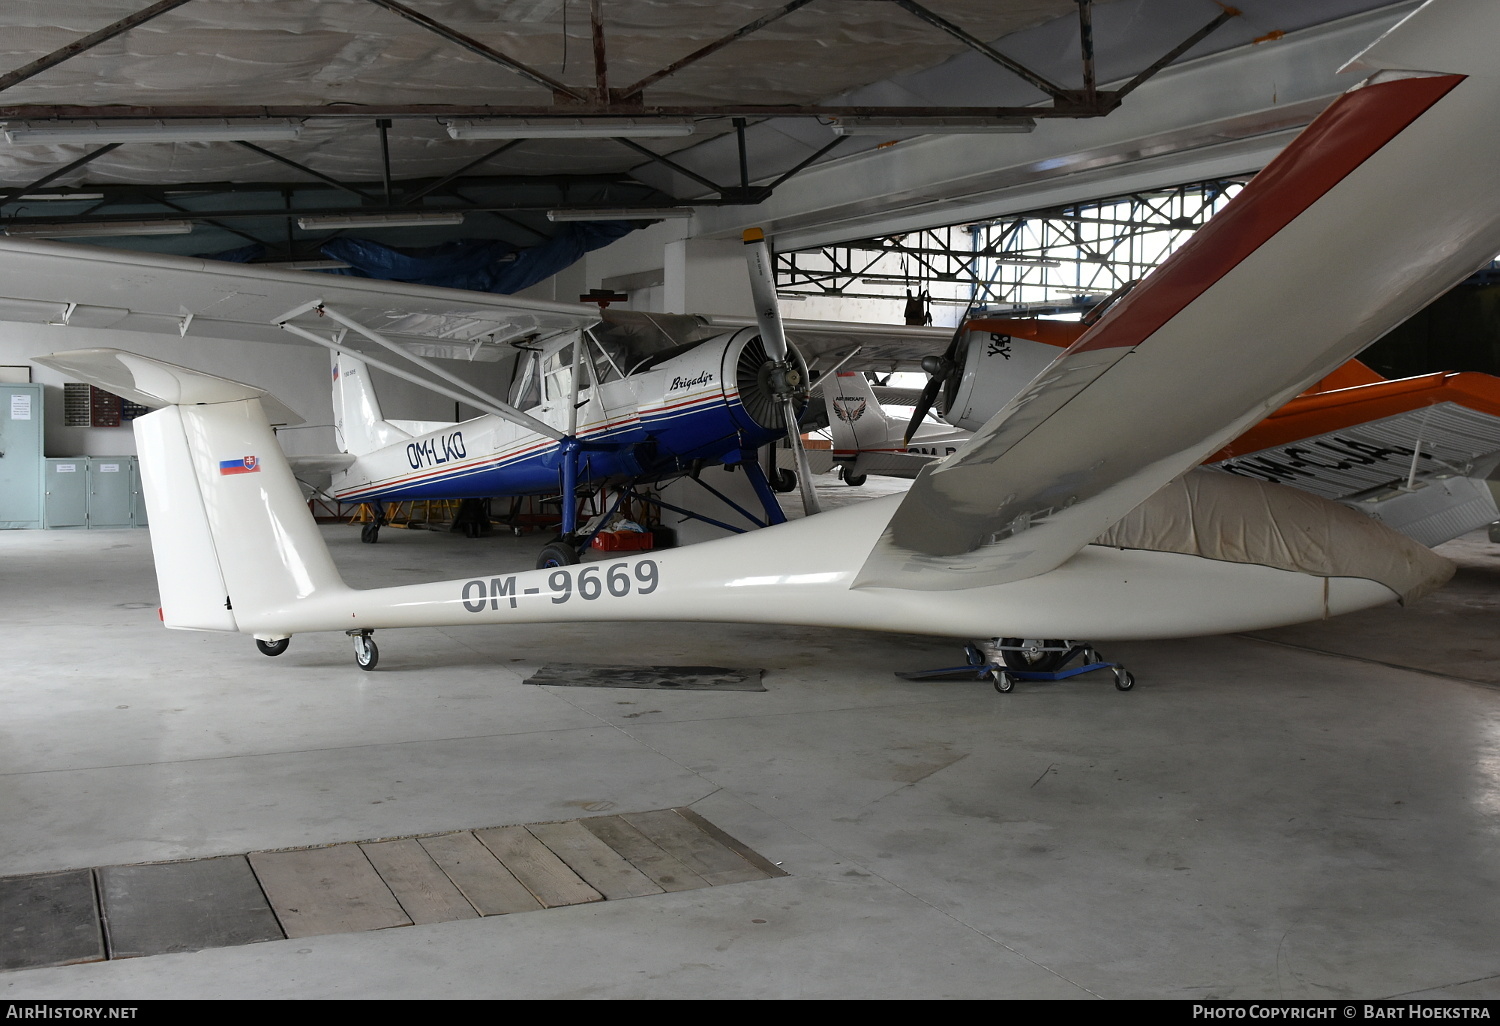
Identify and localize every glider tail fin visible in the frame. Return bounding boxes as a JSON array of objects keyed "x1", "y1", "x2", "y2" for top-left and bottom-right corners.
[
  {"x1": 34, "y1": 349, "x2": 346, "y2": 635},
  {"x1": 331, "y1": 350, "x2": 406, "y2": 456}
]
